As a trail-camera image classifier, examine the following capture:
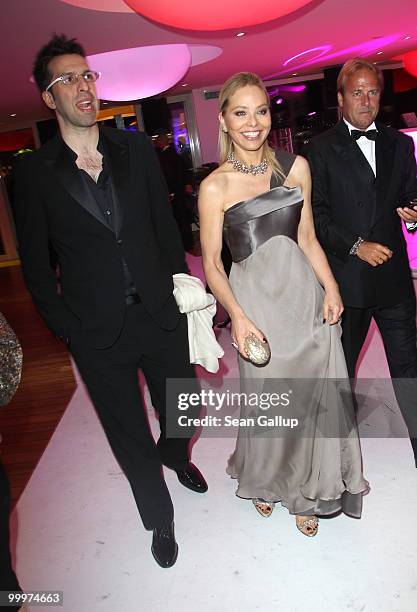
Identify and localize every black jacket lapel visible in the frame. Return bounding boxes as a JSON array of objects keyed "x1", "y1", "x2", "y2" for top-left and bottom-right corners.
[
  {"x1": 373, "y1": 124, "x2": 395, "y2": 225},
  {"x1": 44, "y1": 139, "x2": 111, "y2": 230},
  {"x1": 331, "y1": 121, "x2": 376, "y2": 184}
]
